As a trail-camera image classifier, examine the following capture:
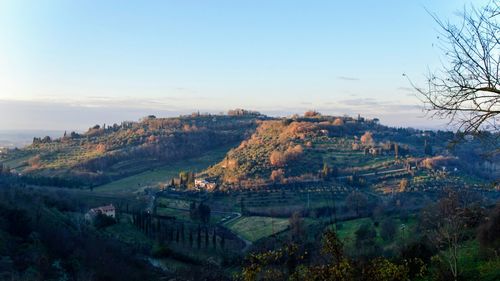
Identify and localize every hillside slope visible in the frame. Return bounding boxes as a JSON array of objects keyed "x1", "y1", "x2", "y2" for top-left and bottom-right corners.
[
  {"x1": 2, "y1": 114, "x2": 262, "y2": 186},
  {"x1": 204, "y1": 116, "x2": 397, "y2": 186},
  {"x1": 203, "y1": 114, "x2": 498, "y2": 189}
]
